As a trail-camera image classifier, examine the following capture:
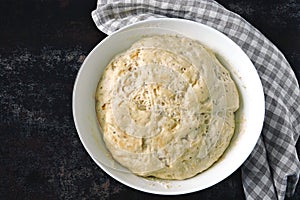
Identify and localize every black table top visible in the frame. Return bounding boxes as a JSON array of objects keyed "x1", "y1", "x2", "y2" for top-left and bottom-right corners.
[{"x1": 1, "y1": 0, "x2": 299, "y2": 199}]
